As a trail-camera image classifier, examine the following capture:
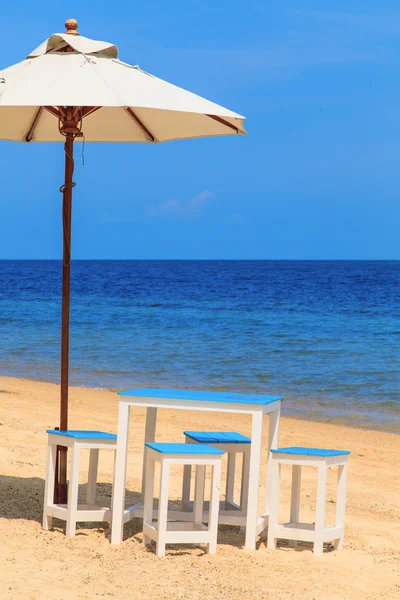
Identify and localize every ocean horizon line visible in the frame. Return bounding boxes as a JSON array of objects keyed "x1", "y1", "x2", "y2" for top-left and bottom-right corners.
[{"x1": 1, "y1": 258, "x2": 399, "y2": 262}]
